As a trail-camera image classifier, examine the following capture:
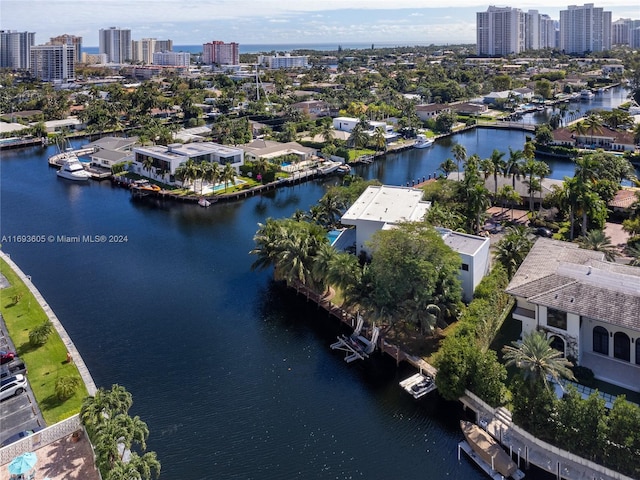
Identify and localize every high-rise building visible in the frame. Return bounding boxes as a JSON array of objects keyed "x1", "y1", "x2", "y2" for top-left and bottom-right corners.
[
  {"x1": 49, "y1": 34, "x2": 82, "y2": 63},
  {"x1": 476, "y1": 6, "x2": 525, "y2": 56},
  {"x1": 30, "y1": 43, "x2": 75, "y2": 81},
  {"x1": 0, "y1": 30, "x2": 35, "y2": 69},
  {"x1": 132, "y1": 38, "x2": 156, "y2": 64},
  {"x1": 559, "y1": 3, "x2": 612, "y2": 53},
  {"x1": 152, "y1": 51, "x2": 190, "y2": 67},
  {"x1": 540, "y1": 15, "x2": 557, "y2": 49},
  {"x1": 202, "y1": 41, "x2": 239, "y2": 65},
  {"x1": 612, "y1": 18, "x2": 640, "y2": 46},
  {"x1": 156, "y1": 40, "x2": 173, "y2": 52},
  {"x1": 99, "y1": 27, "x2": 132, "y2": 63},
  {"x1": 258, "y1": 54, "x2": 309, "y2": 69}
]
